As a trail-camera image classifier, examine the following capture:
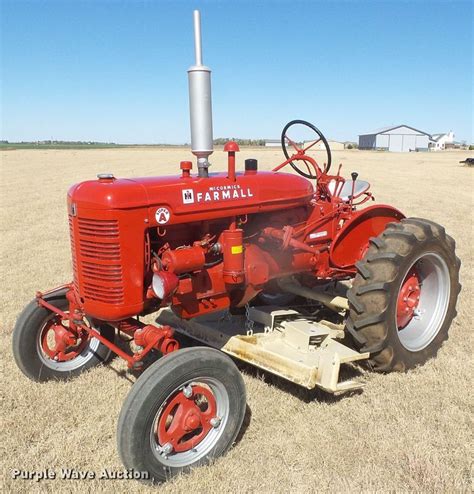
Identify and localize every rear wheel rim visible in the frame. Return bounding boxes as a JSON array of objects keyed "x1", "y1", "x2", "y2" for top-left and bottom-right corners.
[
  {"x1": 396, "y1": 252, "x2": 450, "y2": 352},
  {"x1": 150, "y1": 377, "x2": 230, "y2": 468}
]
